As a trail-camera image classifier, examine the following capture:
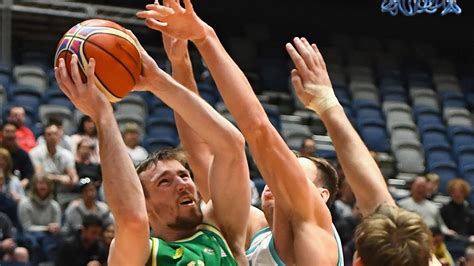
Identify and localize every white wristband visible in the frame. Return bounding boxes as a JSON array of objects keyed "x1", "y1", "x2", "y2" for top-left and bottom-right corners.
[{"x1": 304, "y1": 84, "x2": 340, "y2": 115}]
